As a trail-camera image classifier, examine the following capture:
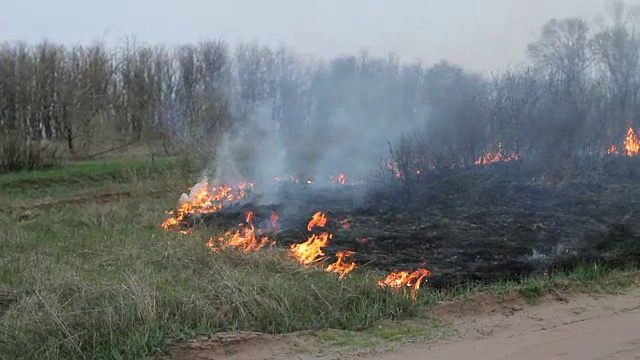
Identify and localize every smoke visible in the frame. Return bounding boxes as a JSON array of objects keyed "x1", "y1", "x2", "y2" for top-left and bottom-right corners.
[
  {"x1": 211, "y1": 104, "x2": 285, "y2": 183},
  {"x1": 205, "y1": 55, "x2": 432, "y2": 206}
]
